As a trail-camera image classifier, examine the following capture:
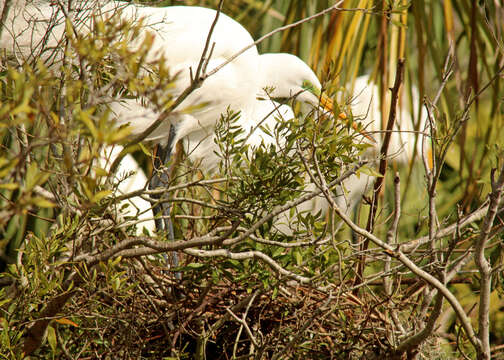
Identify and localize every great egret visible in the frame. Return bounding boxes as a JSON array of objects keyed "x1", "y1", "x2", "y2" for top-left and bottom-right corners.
[
  {"x1": 2, "y1": 2, "x2": 340, "y2": 246},
  {"x1": 4, "y1": 0, "x2": 421, "y2": 215},
  {"x1": 6, "y1": 0, "x2": 428, "y2": 241},
  {"x1": 2, "y1": 0, "x2": 425, "y2": 204},
  {"x1": 93, "y1": 5, "x2": 339, "y2": 242}
]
